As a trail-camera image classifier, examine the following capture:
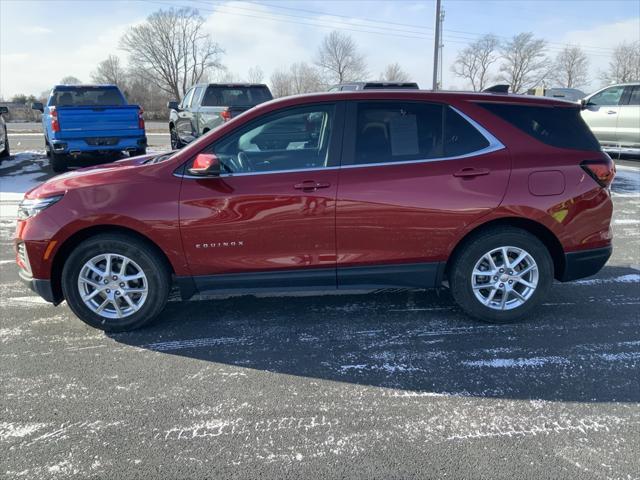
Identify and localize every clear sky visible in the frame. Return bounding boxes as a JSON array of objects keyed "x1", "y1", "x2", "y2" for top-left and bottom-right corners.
[{"x1": 1, "y1": 0, "x2": 639, "y2": 99}]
